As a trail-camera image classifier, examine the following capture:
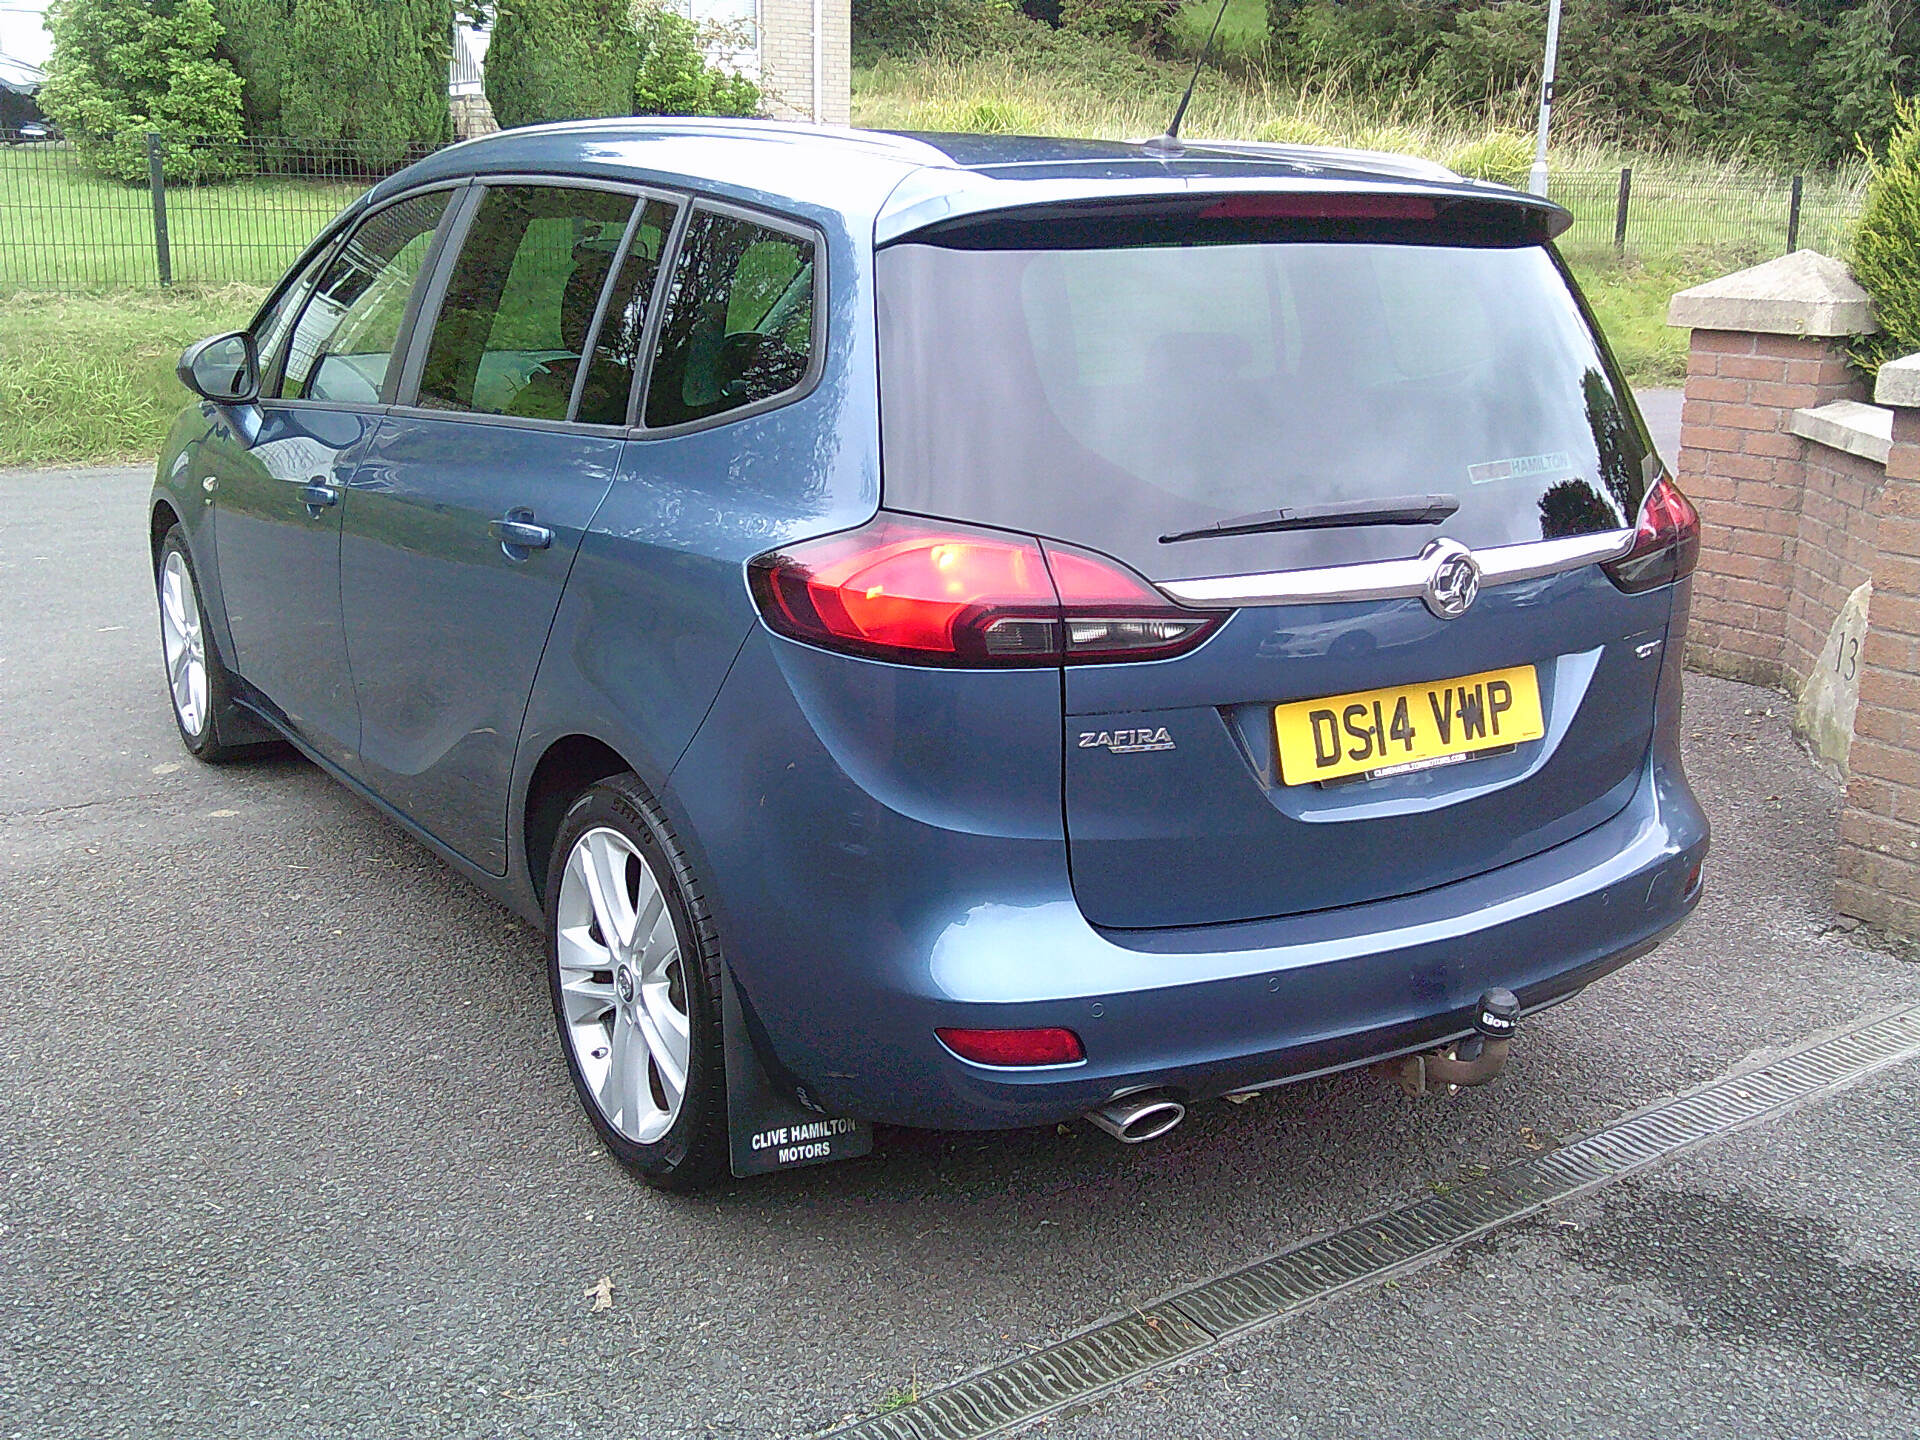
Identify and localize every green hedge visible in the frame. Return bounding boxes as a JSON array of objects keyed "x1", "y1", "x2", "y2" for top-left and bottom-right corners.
[
  {"x1": 1852, "y1": 98, "x2": 1920, "y2": 377},
  {"x1": 1267, "y1": 0, "x2": 1915, "y2": 165},
  {"x1": 486, "y1": 0, "x2": 639, "y2": 130},
  {"x1": 279, "y1": 0, "x2": 451, "y2": 163}
]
